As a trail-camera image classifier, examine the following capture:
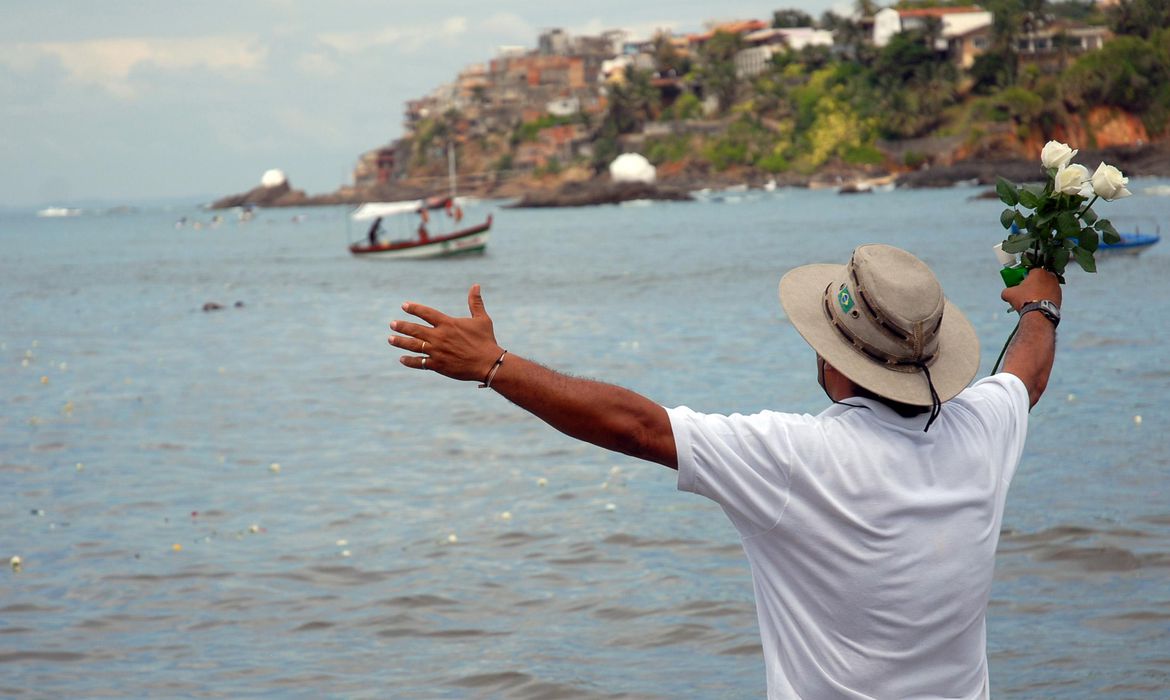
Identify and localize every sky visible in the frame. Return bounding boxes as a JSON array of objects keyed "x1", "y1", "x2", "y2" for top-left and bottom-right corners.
[{"x1": 0, "y1": 1, "x2": 843, "y2": 207}]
